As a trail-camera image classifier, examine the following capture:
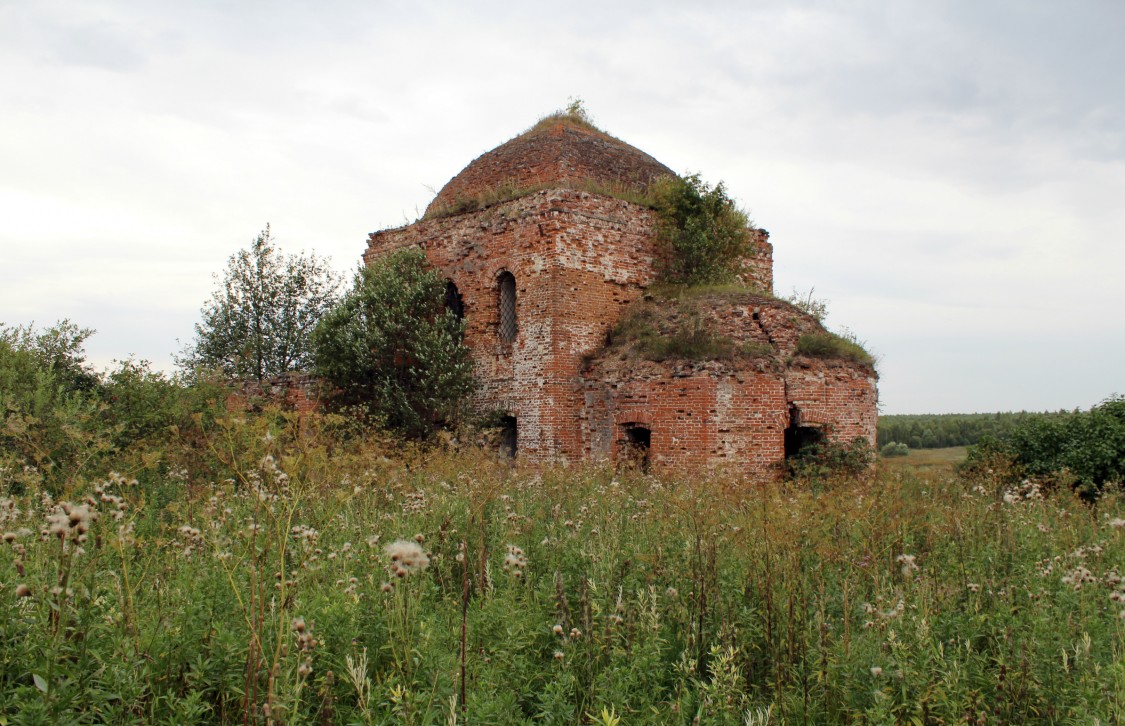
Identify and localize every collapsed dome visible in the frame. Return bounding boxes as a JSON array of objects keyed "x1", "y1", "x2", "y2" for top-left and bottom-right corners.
[{"x1": 426, "y1": 114, "x2": 675, "y2": 217}]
